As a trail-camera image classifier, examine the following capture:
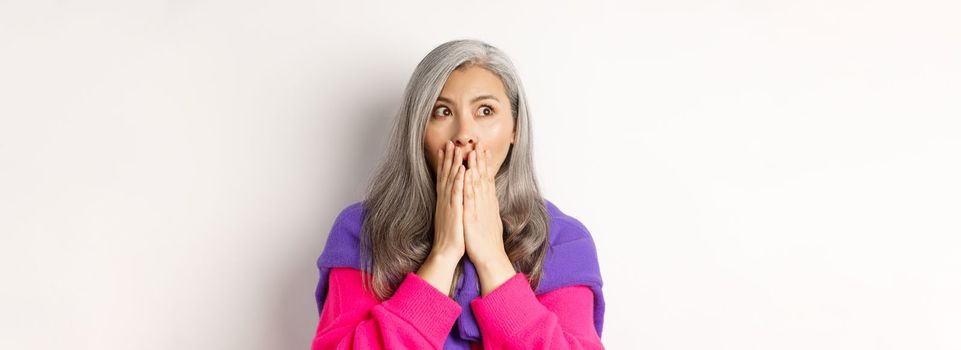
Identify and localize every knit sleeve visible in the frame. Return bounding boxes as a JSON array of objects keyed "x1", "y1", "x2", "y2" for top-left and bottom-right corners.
[
  {"x1": 311, "y1": 267, "x2": 463, "y2": 350},
  {"x1": 469, "y1": 272, "x2": 604, "y2": 349}
]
